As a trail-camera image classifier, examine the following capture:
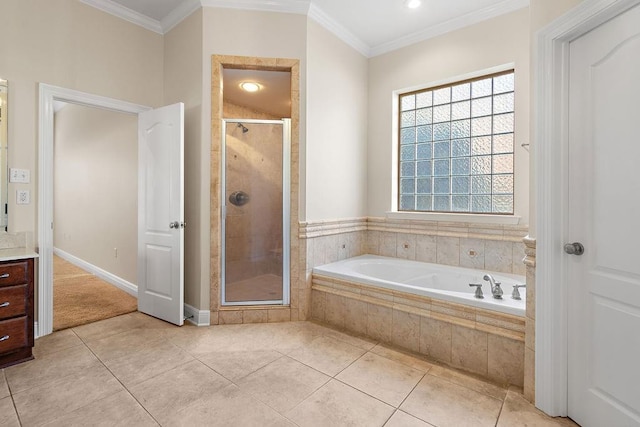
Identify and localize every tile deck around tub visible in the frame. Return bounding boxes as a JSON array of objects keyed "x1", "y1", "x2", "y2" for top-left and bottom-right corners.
[{"x1": 0, "y1": 312, "x2": 577, "y2": 427}]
